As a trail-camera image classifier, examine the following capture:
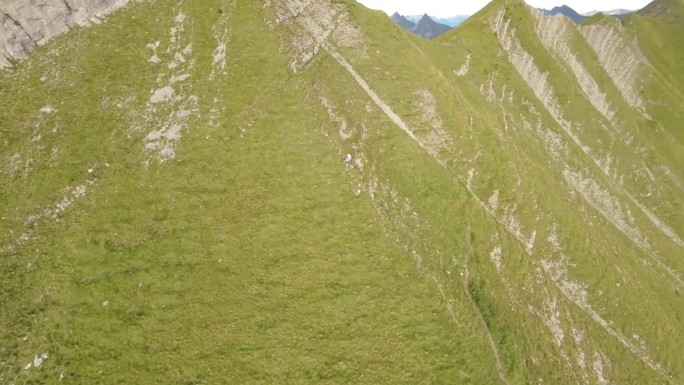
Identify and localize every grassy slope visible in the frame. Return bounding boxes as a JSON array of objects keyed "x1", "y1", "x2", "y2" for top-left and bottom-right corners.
[
  {"x1": 313, "y1": 1, "x2": 683, "y2": 383},
  {"x1": 0, "y1": 1, "x2": 495, "y2": 383},
  {"x1": 630, "y1": 9, "x2": 684, "y2": 229},
  {"x1": 411, "y1": 1, "x2": 683, "y2": 383},
  {"x1": 1, "y1": 0, "x2": 682, "y2": 384}
]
